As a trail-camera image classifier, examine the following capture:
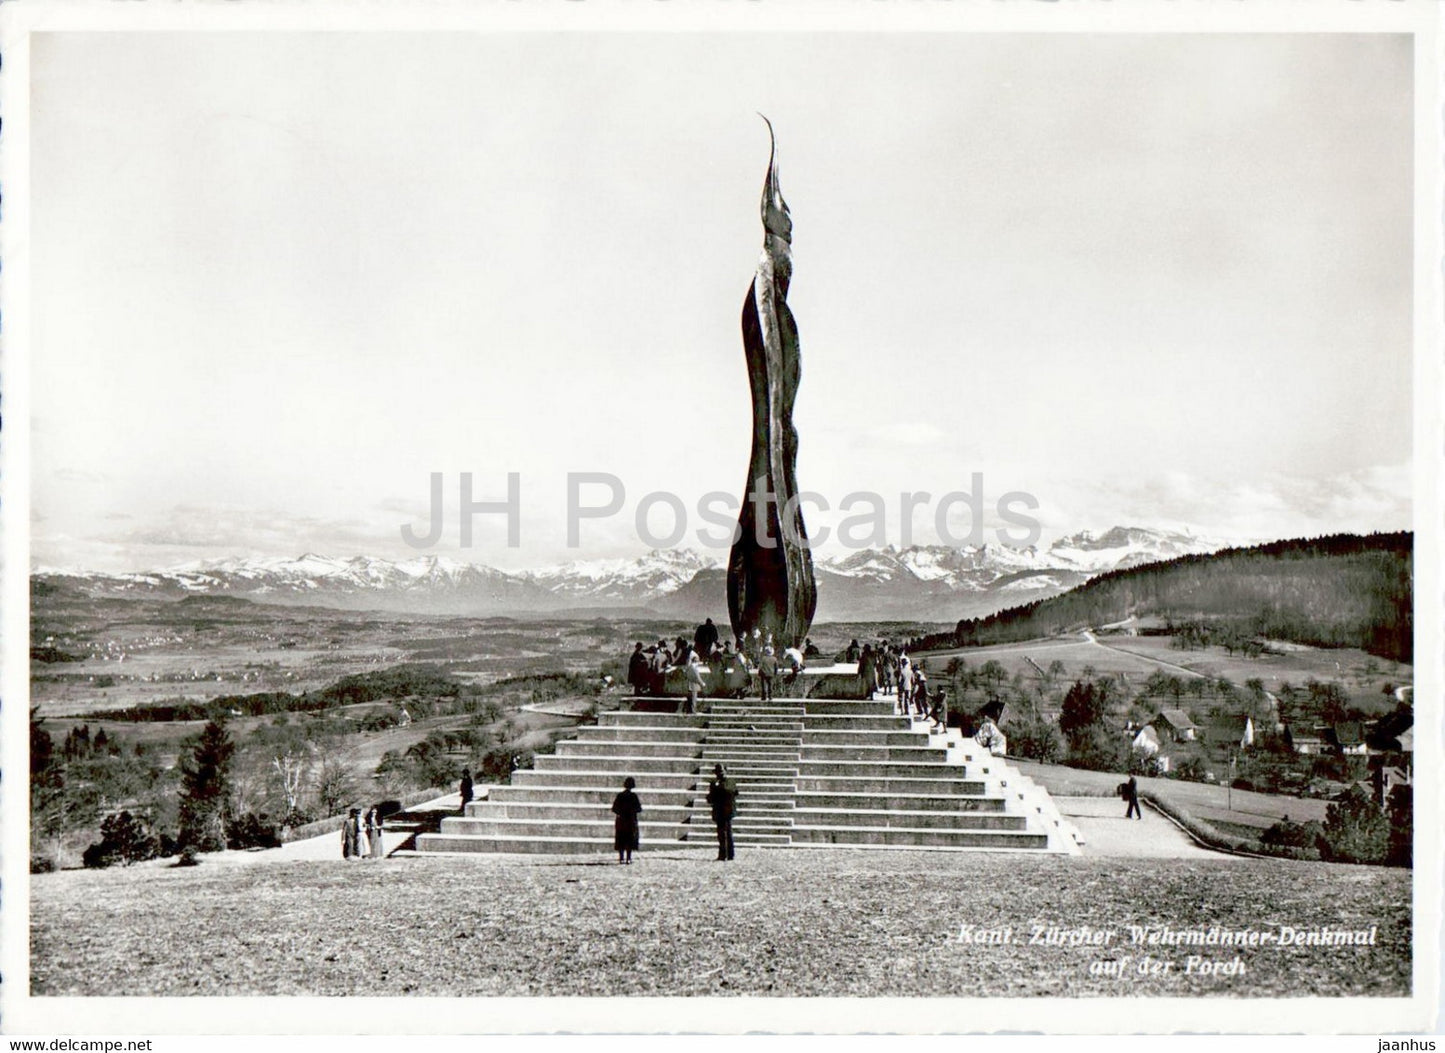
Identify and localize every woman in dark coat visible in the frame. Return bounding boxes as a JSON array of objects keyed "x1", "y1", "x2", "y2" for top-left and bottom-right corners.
[{"x1": 611, "y1": 776, "x2": 642, "y2": 864}]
